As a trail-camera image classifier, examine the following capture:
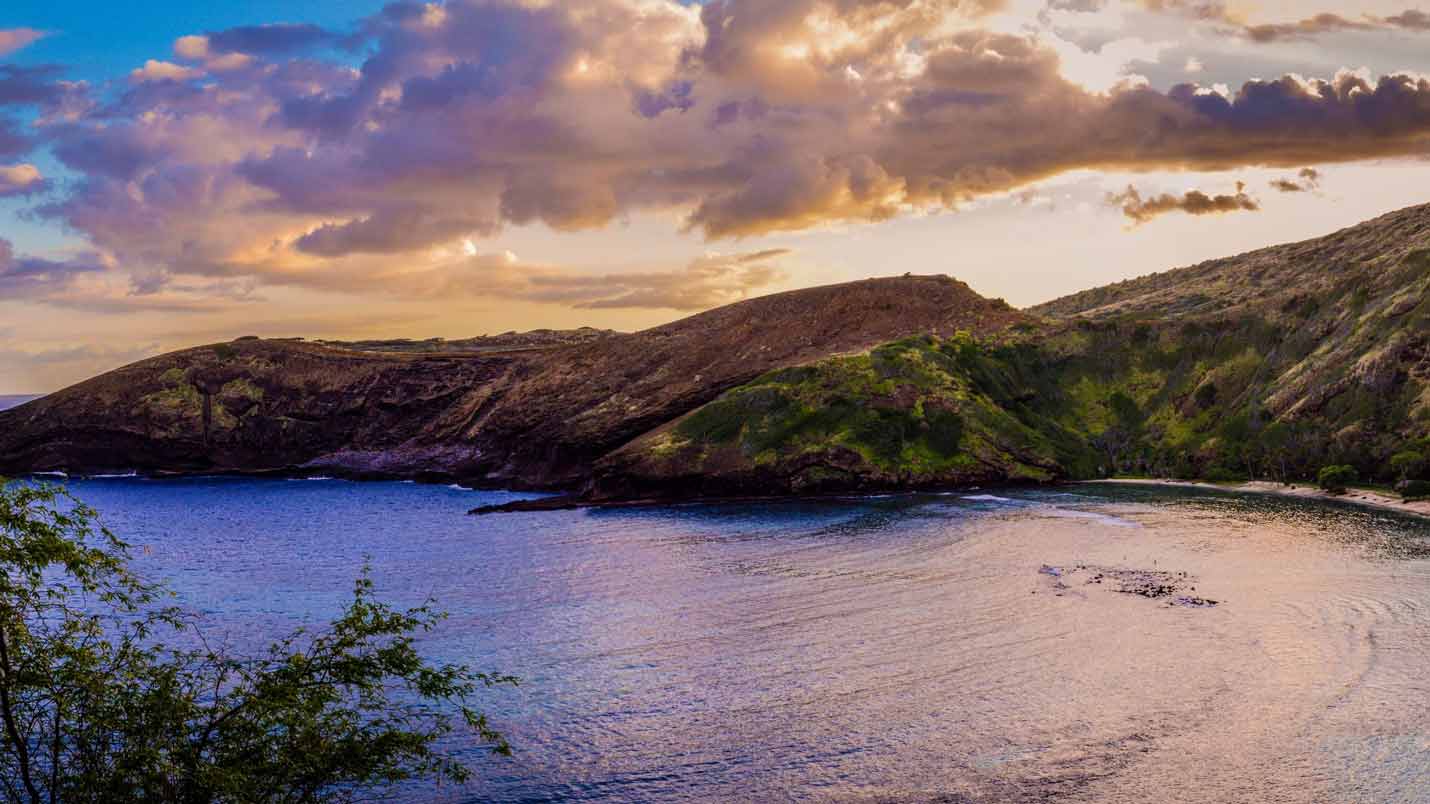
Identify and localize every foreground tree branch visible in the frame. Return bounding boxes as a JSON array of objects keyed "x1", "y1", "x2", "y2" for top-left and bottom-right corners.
[{"x1": 0, "y1": 480, "x2": 515, "y2": 803}]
